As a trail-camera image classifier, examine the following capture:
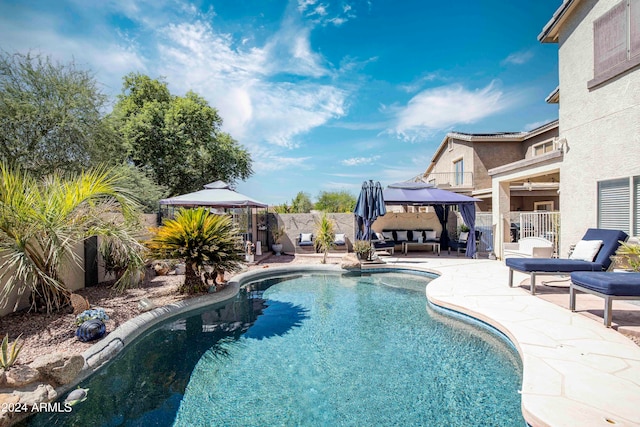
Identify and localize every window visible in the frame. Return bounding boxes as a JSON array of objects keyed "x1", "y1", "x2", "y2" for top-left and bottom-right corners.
[
  {"x1": 534, "y1": 201, "x2": 555, "y2": 211},
  {"x1": 453, "y1": 158, "x2": 464, "y2": 186},
  {"x1": 533, "y1": 140, "x2": 555, "y2": 156},
  {"x1": 589, "y1": 0, "x2": 640, "y2": 88},
  {"x1": 597, "y1": 177, "x2": 640, "y2": 235}
]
